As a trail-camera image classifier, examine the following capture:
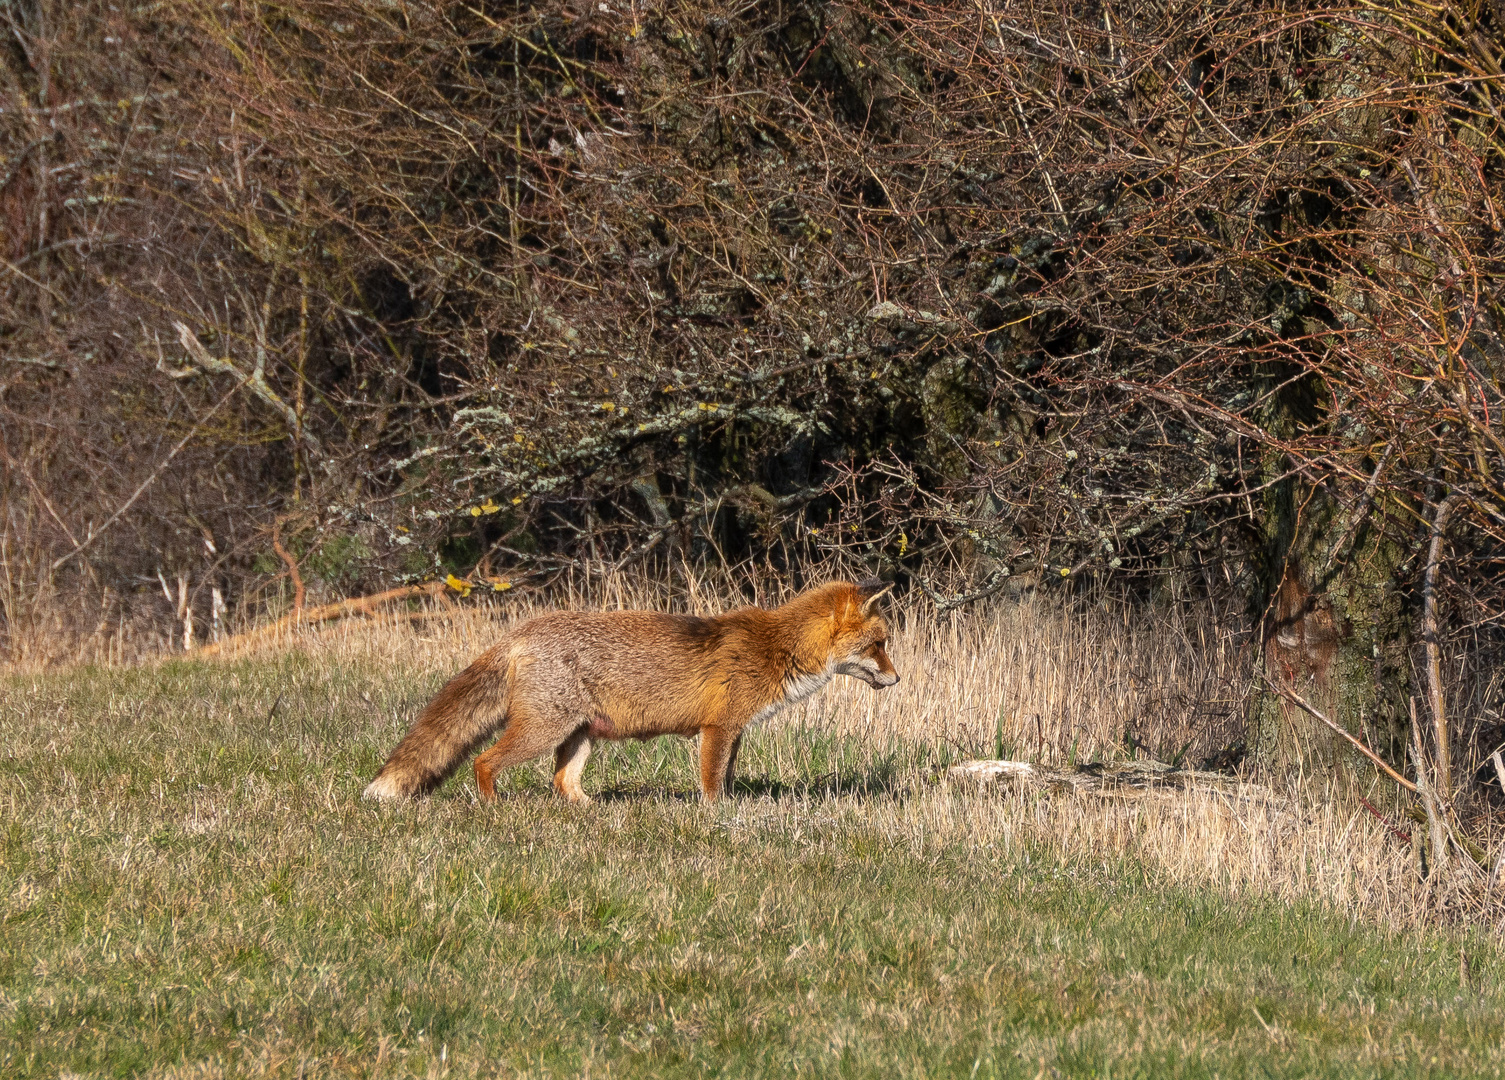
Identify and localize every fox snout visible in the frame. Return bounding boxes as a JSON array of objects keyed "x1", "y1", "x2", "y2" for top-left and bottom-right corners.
[
  {"x1": 837, "y1": 647, "x2": 900, "y2": 689},
  {"x1": 868, "y1": 668, "x2": 900, "y2": 688},
  {"x1": 851, "y1": 665, "x2": 899, "y2": 689}
]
